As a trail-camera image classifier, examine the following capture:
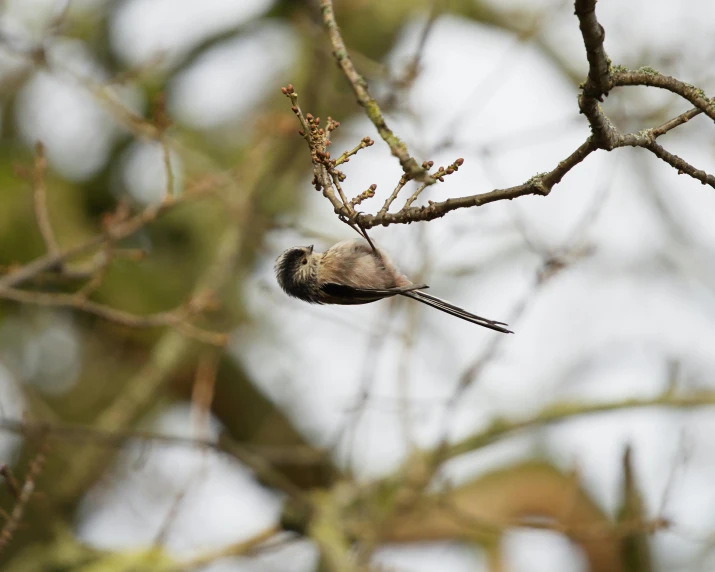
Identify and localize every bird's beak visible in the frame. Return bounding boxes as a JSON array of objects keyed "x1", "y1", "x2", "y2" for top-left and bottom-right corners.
[{"x1": 308, "y1": 244, "x2": 314, "y2": 253}]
